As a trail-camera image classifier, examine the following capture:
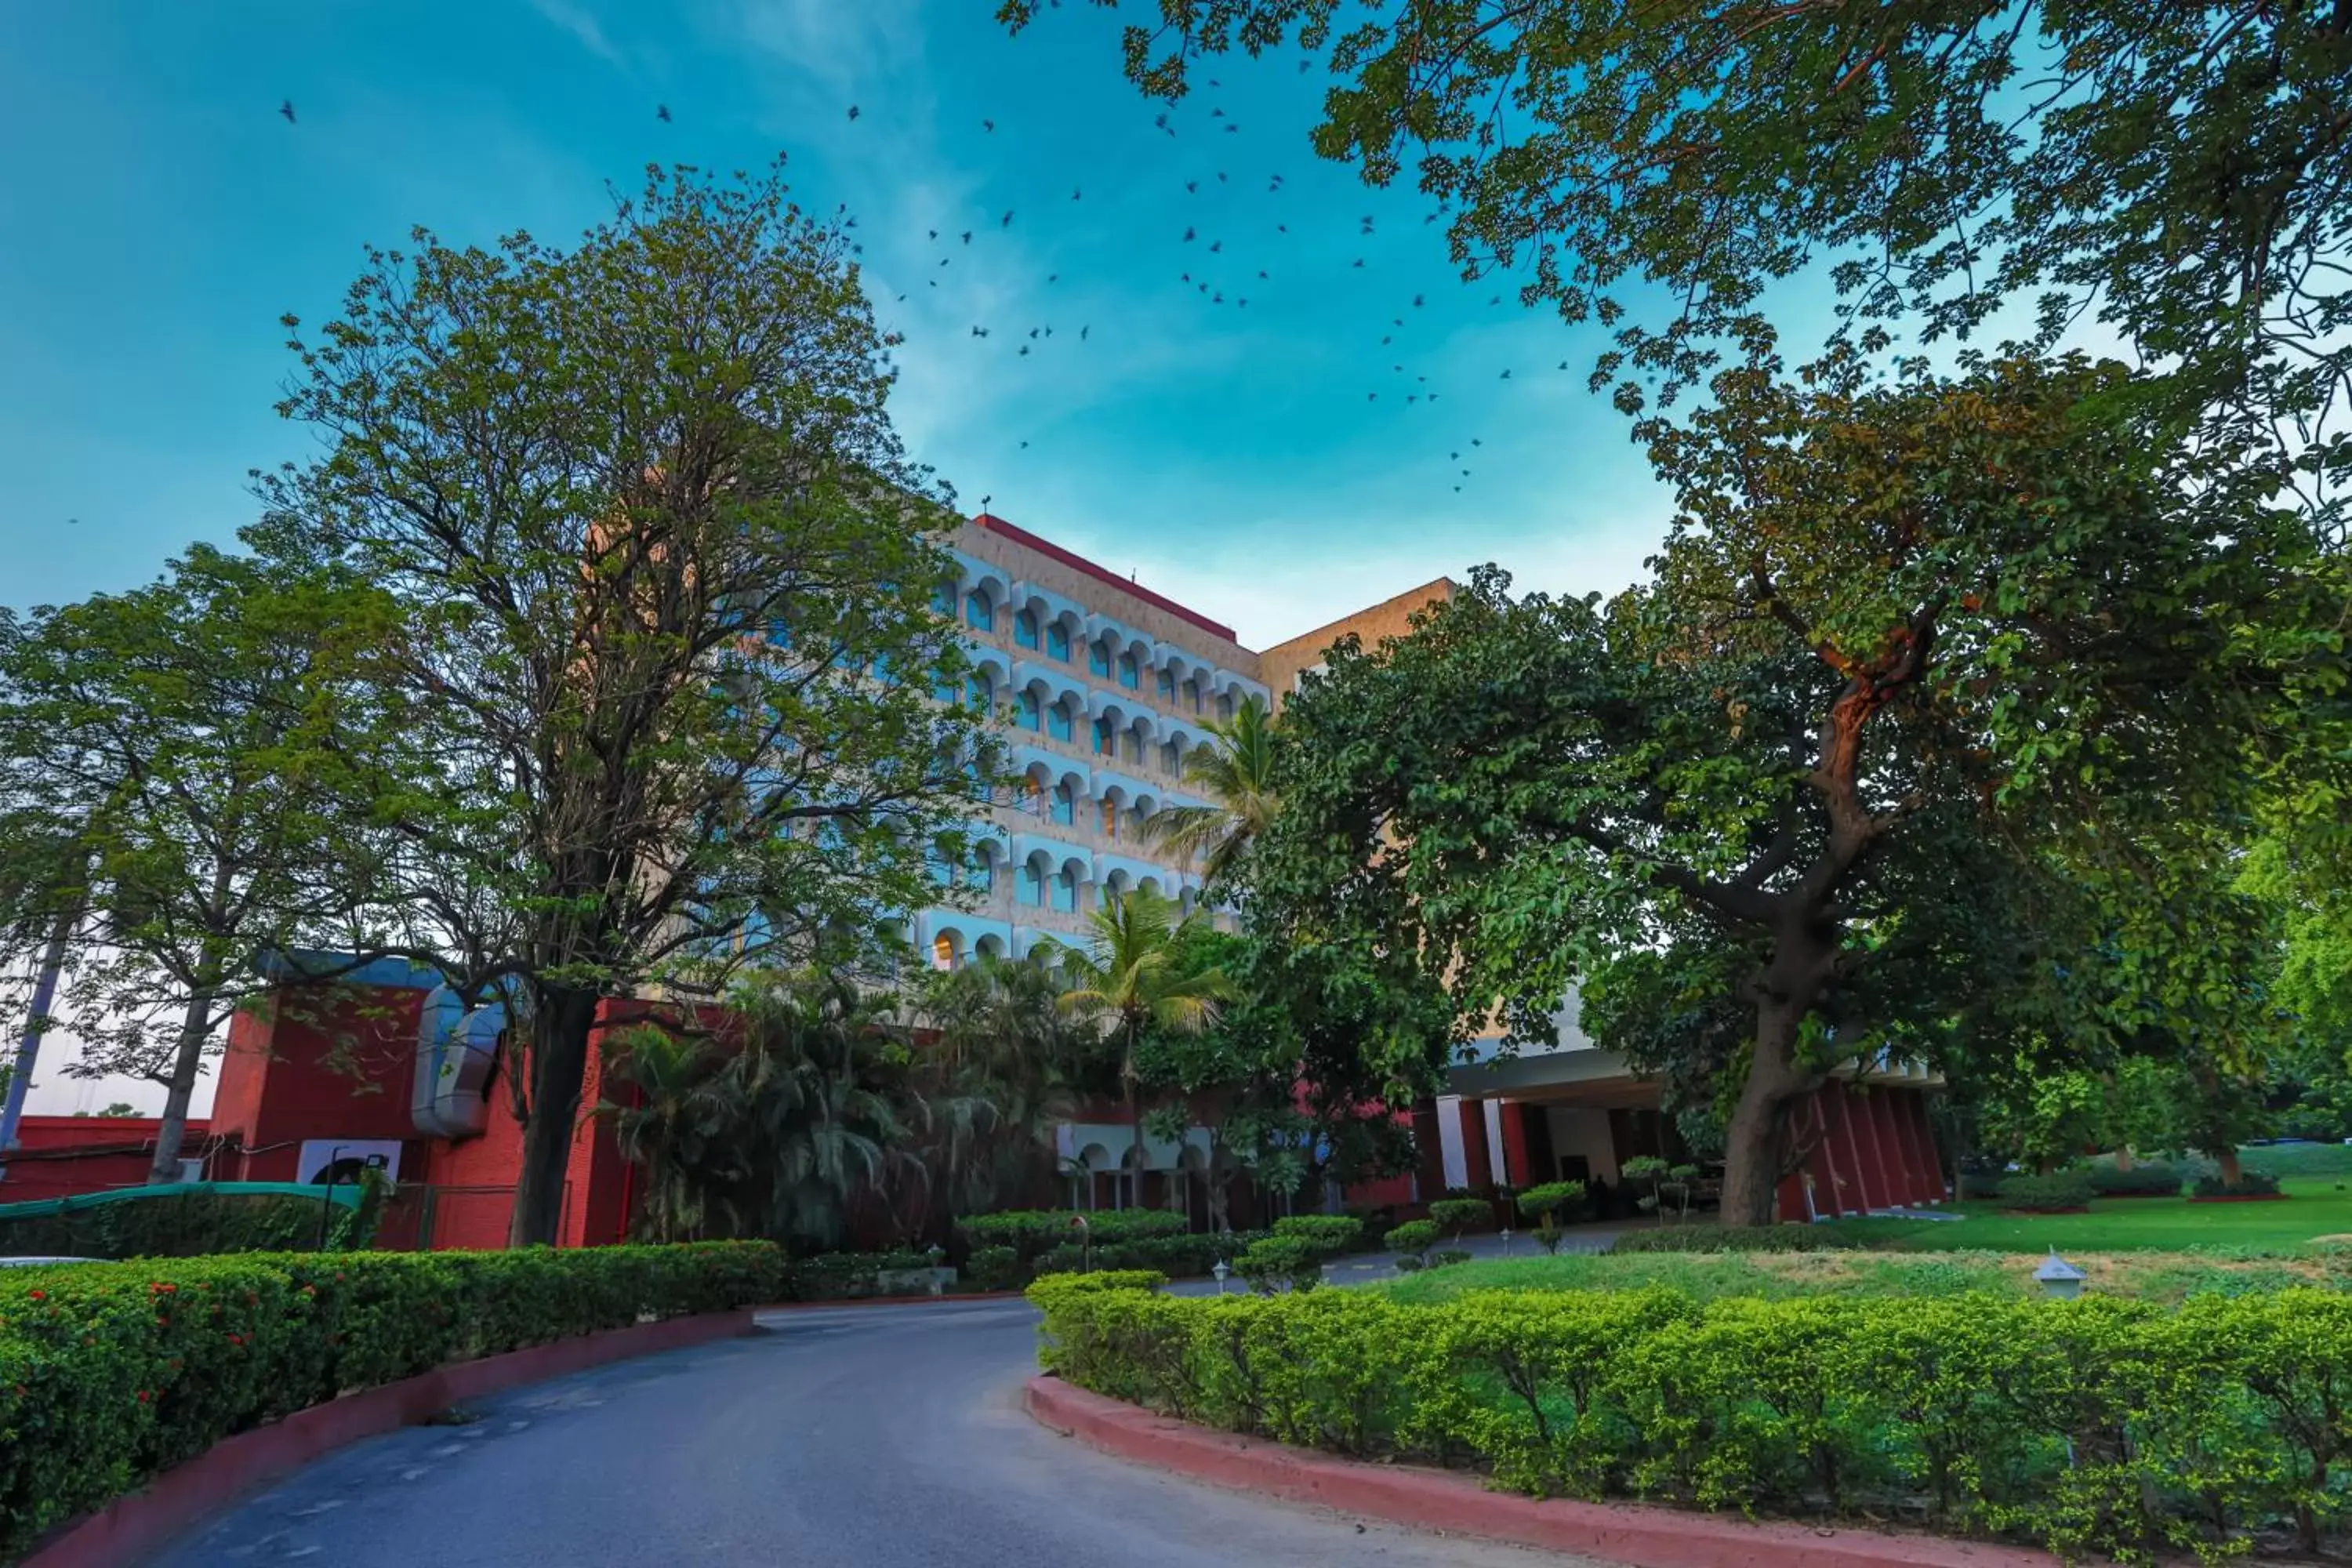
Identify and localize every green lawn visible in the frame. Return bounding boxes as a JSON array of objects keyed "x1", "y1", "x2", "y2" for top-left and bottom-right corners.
[{"x1": 1817, "y1": 1174, "x2": 2352, "y2": 1254}]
